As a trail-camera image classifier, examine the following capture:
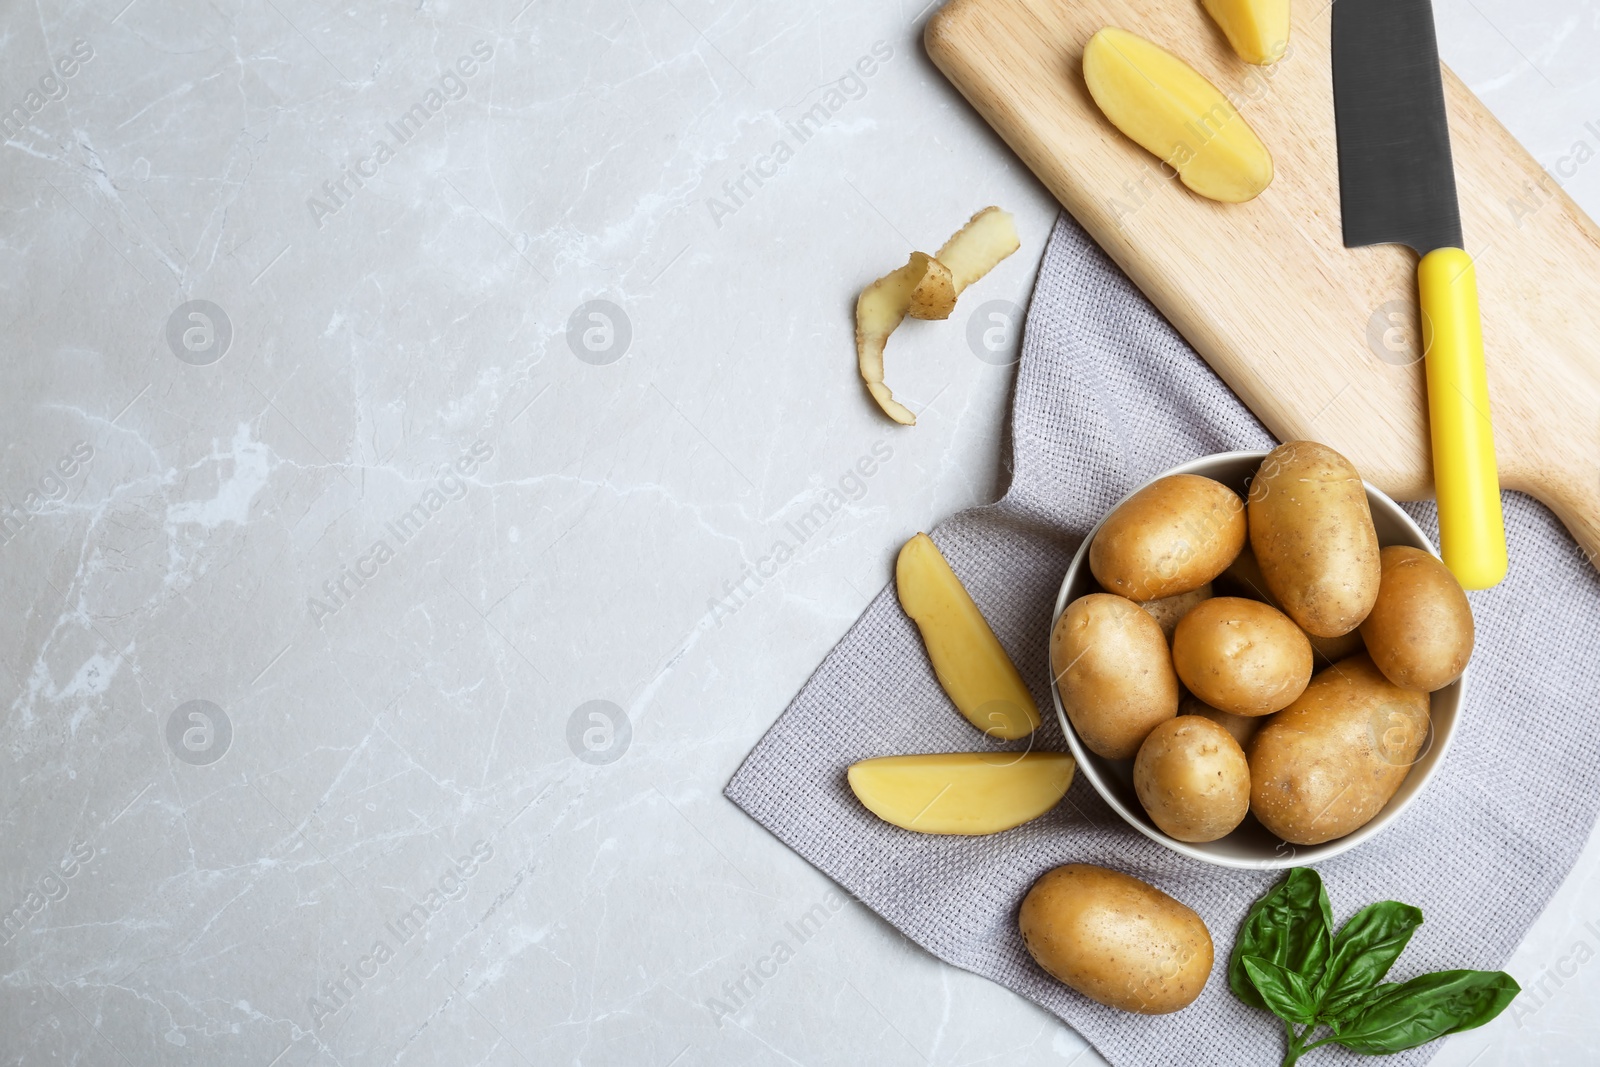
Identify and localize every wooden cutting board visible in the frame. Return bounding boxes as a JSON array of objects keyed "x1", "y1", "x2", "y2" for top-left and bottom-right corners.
[{"x1": 927, "y1": 0, "x2": 1600, "y2": 570}]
